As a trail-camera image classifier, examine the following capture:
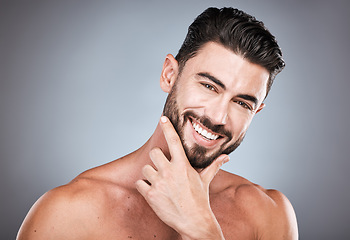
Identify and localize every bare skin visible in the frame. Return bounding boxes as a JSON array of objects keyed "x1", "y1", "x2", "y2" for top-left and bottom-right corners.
[{"x1": 17, "y1": 42, "x2": 298, "y2": 240}]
